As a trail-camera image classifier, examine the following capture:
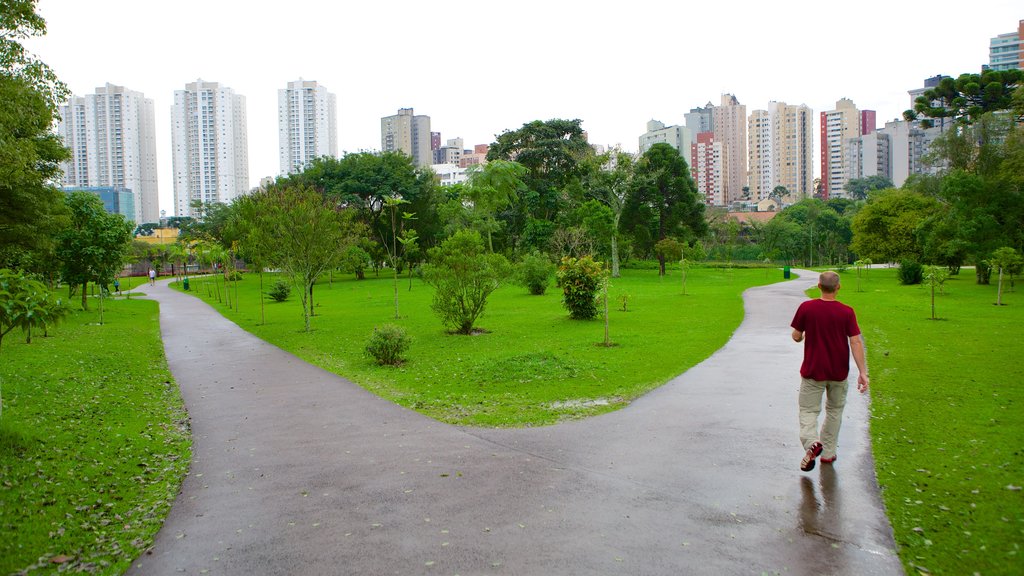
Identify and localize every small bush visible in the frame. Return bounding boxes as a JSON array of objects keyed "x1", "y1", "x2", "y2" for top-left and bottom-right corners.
[
  {"x1": 268, "y1": 279, "x2": 291, "y2": 302},
  {"x1": 556, "y1": 255, "x2": 605, "y2": 320},
  {"x1": 898, "y1": 260, "x2": 923, "y2": 285},
  {"x1": 224, "y1": 270, "x2": 243, "y2": 281},
  {"x1": 517, "y1": 252, "x2": 555, "y2": 295},
  {"x1": 365, "y1": 324, "x2": 411, "y2": 366}
]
